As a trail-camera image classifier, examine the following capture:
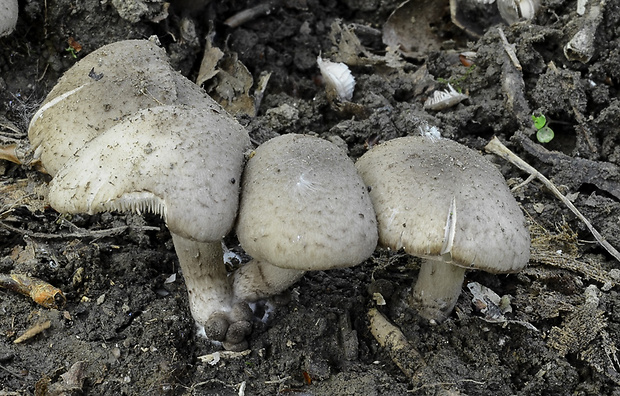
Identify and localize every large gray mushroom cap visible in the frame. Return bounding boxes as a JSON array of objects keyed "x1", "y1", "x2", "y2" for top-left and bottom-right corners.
[
  {"x1": 356, "y1": 135, "x2": 530, "y2": 273},
  {"x1": 28, "y1": 39, "x2": 221, "y2": 176},
  {"x1": 48, "y1": 104, "x2": 249, "y2": 242},
  {"x1": 237, "y1": 134, "x2": 378, "y2": 271}
]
